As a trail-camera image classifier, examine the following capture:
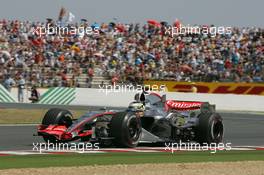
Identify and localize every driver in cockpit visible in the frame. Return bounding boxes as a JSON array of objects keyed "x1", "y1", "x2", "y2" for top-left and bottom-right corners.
[{"x1": 128, "y1": 101, "x2": 145, "y2": 117}]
